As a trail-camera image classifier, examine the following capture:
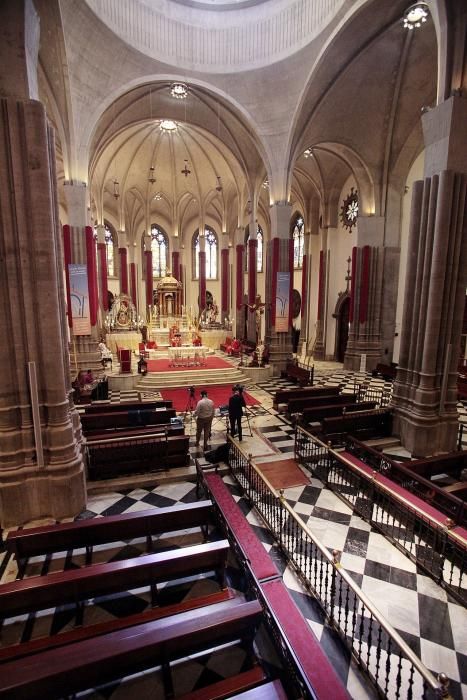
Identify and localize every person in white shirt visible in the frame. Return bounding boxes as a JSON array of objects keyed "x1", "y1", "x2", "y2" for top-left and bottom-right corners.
[
  {"x1": 98, "y1": 338, "x2": 113, "y2": 368},
  {"x1": 194, "y1": 389, "x2": 215, "y2": 451}
]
